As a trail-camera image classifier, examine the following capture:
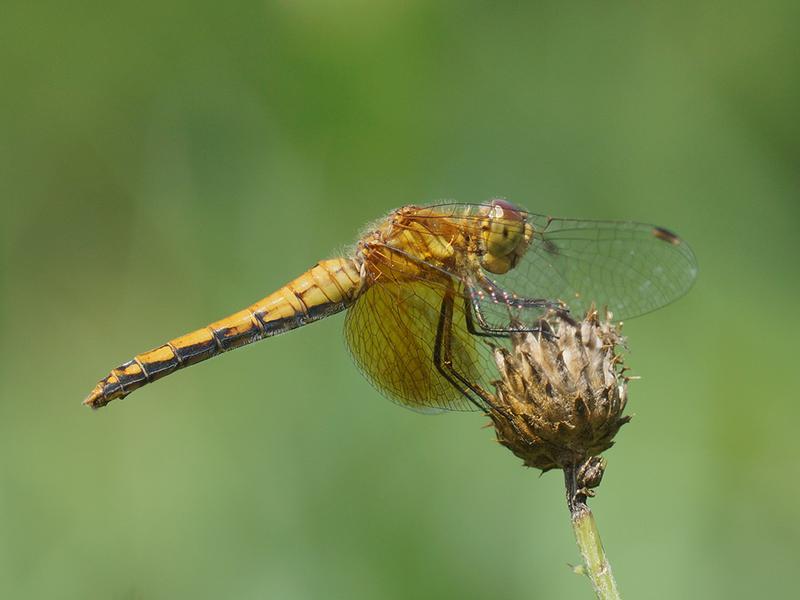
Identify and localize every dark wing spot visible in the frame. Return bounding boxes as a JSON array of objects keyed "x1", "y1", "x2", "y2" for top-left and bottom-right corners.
[
  {"x1": 541, "y1": 238, "x2": 560, "y2": 255},
  {"x1": 652, "y1": 226, "x2": 681, "y2": 246}
]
